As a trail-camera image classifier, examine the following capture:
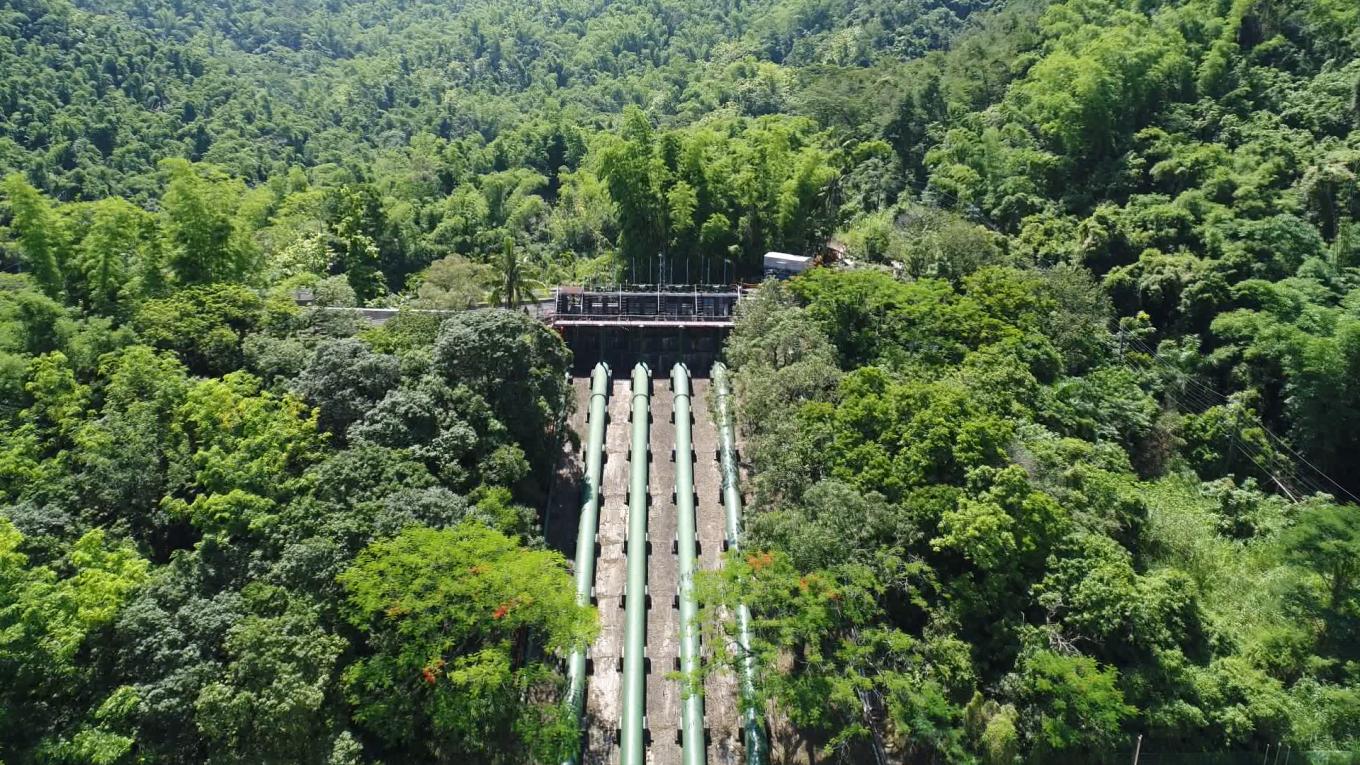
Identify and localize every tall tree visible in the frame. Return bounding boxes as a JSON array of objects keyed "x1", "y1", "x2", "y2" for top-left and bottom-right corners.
[
  {"x1": 487, "y1": 236, "x2": 543, "y2": 309},
  {"x1": 3, "y1": 174, "x2": 69, "y2": 299},
  {"x1": 160, "y1": 159, "x2": 255, "y2": 286},
  {"x1": 599, "y1": 108, "x2": 667, "y2": 278},
  {"x1": 0, "y1": 519, "x2": 149, "y2": 760},
  {"x1": 77, "y1": 197, "x2": 153, "y2": 315},
  {"x1": 339, "y1": 523, "x2": 596, "y2": 763},
  {"x1": 326, "y1": 184, "x2": 390, "y2": 302}
]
